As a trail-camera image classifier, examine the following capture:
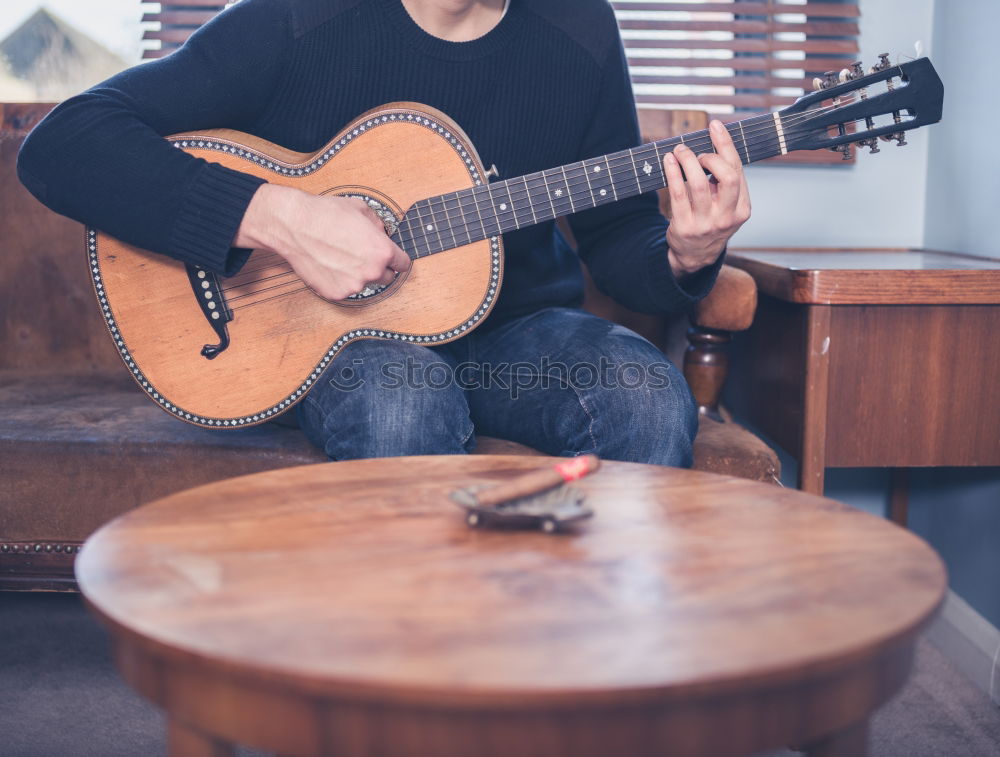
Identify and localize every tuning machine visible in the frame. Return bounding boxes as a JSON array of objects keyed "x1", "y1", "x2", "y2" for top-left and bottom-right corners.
[
  {"x1": 865, "y1": 53, "x2": 907, "y2": 147},
  {"x1": 813, "y1": 70, "x2": 842, "y2": 91},
  {"x1": 856, "y1": 138, "x2": 880, "y2": 155},
  {"x1": 870, "y1": 52, "x2": 892, "y2": 74},
  {"x1": 879, "y1": 132, "x2": 908, "y2": 147}
]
